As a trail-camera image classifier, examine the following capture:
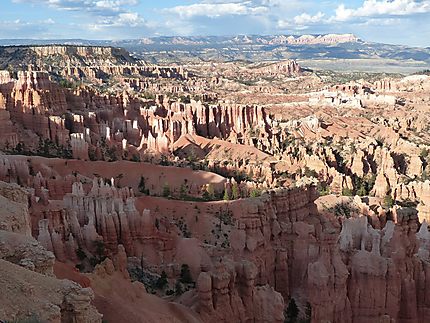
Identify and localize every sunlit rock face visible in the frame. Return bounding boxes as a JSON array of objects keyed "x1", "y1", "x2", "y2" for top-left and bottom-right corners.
[{"x1": 1, "y1": 44, "x2": 430, "y2": 322}]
